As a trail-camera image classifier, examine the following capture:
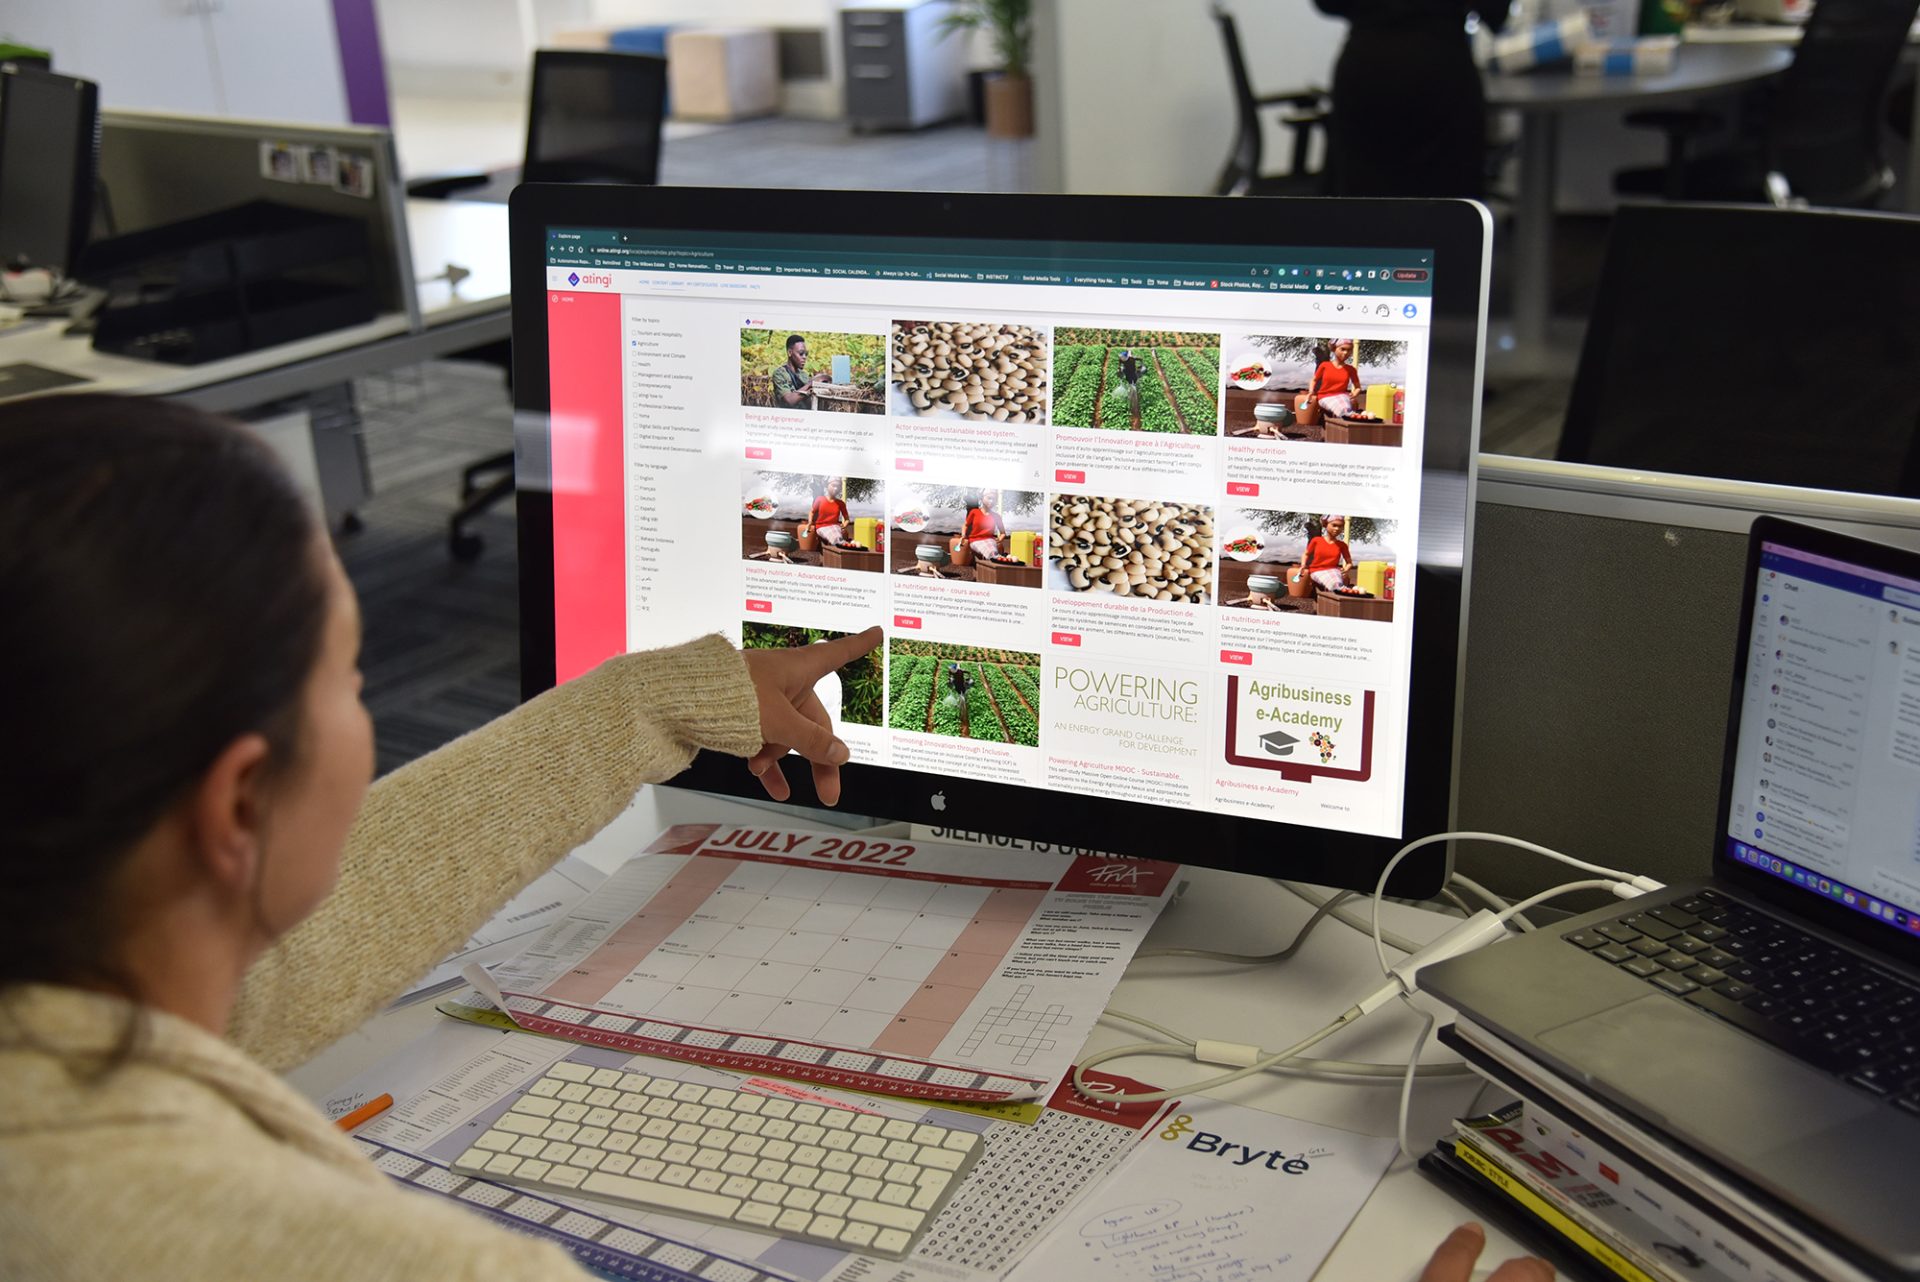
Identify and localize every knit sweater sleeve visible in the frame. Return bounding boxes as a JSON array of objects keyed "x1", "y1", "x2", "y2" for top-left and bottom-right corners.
[{"x1": 228, "y1": 634, "x2": 761, "y2": 1071}]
